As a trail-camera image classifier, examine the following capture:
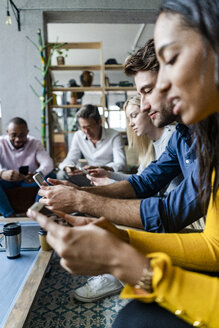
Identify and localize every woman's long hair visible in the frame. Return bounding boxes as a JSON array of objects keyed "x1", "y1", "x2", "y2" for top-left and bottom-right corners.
[
  {"x1": 160, "y1": 0, "x2": 219, "y2": 203},
  {"x1": 124, "y1": 95, "x2": 155, "y2": 169},
  {"x1": 194, "y1": 113, "x2": 219, "y2": 205}
]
